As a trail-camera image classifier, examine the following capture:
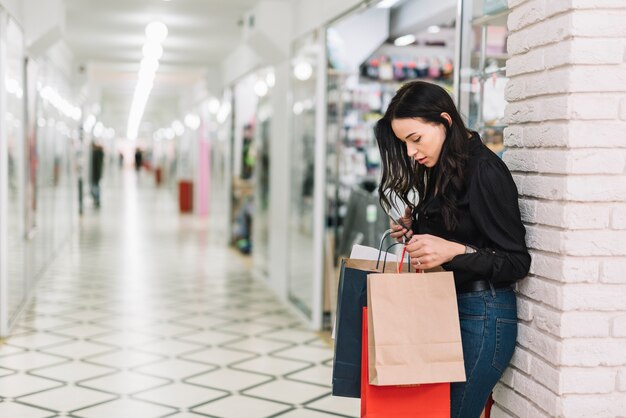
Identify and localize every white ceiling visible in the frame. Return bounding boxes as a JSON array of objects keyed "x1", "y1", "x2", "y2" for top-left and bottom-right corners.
[{"x1": 63, "y1": 0, "x2": 259, "y2": 134}]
